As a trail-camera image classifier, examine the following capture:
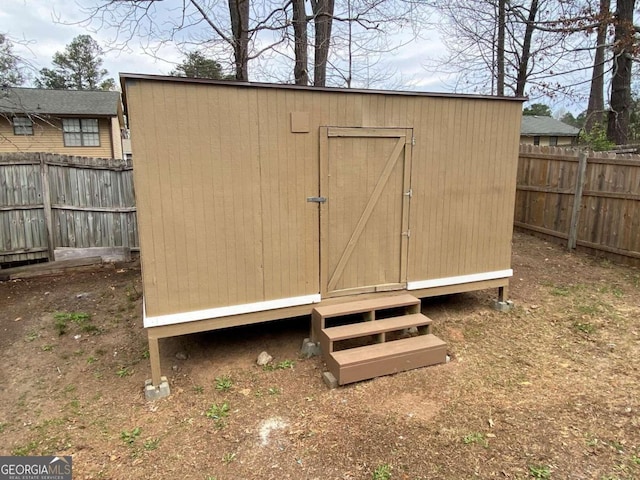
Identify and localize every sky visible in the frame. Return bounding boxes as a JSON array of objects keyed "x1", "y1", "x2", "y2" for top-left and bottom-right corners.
[{"x1": 1, "y1": 0, "x2": 453, "y2": 93}]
